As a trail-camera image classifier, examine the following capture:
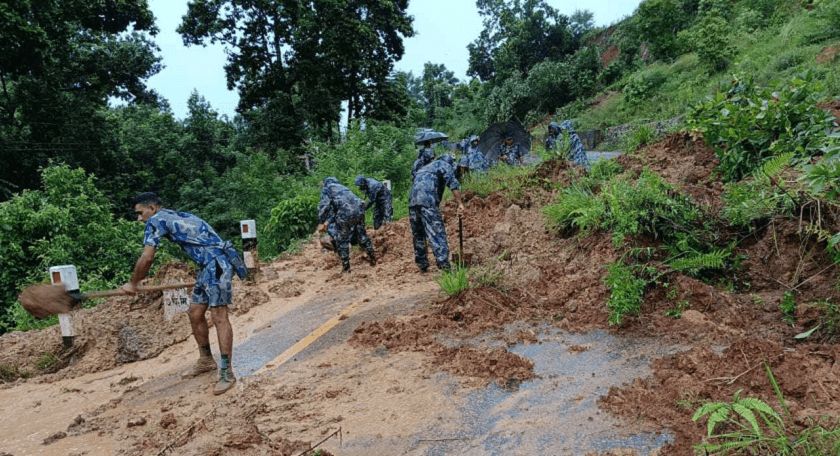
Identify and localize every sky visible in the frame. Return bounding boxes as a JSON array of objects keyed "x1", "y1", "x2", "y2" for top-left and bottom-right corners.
[{"x1": 142, "y1": 0, "x2": 644, "y2": 120}]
